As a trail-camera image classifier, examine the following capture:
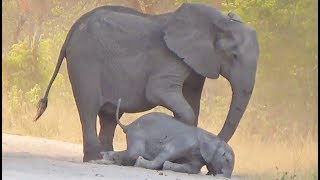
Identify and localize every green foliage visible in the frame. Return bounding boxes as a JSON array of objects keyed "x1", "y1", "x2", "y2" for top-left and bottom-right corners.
[
  {"x1": 7, "y1": 85, "x2": 25, "y2": 114},
  {"x1": 175, "y1": 0, "x2": 212, "y2": 5},
  {"x1": 5, "y1": 41, "x2": 36, "y2": 91},
  {"x1": 25, "y1": 84, "x2": 41, "y2": 106},
  {"x1": 3, "y1": 36, "x2": 70, "y2": 118},
  {"x1": 311, "y1": 171, "x2": 318, "y2": 180}
]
